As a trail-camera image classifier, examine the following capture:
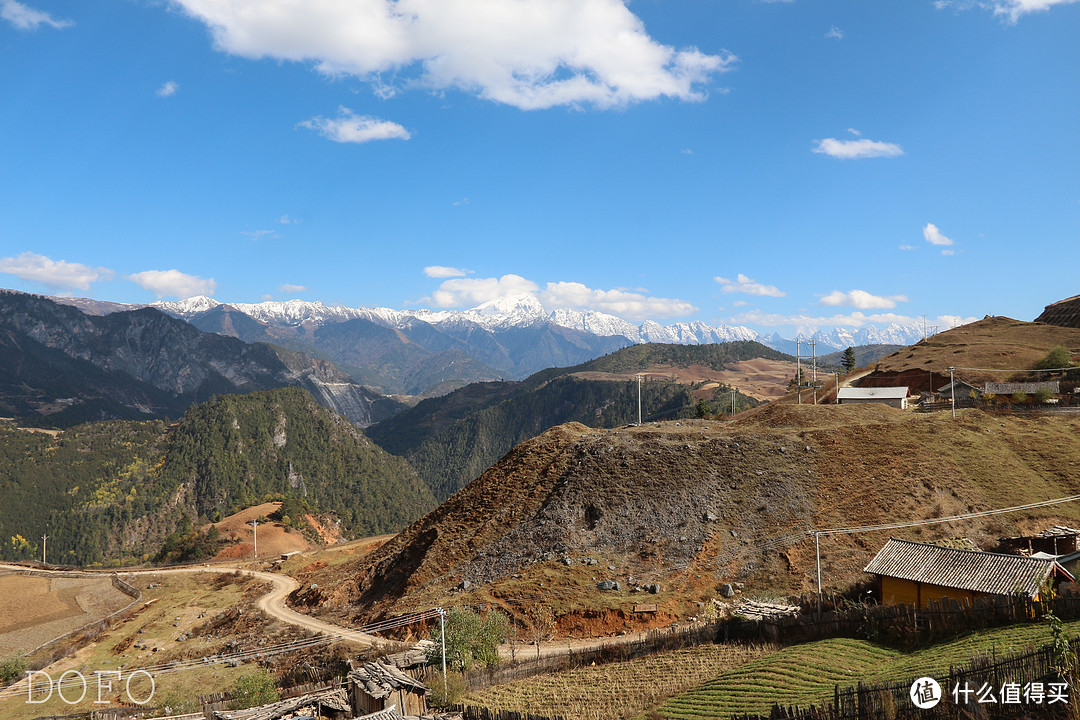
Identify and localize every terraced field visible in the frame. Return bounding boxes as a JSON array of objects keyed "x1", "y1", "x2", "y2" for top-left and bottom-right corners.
[
  {"x1": 464, "y1": 643, "x2": 775, "y2": 720},
  {"x1": 651, "y1": 618, "x2": 1080, "y2": 719},
  {"x1": 654, "y1": 639, "x2": 898, "y2": 719}
]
